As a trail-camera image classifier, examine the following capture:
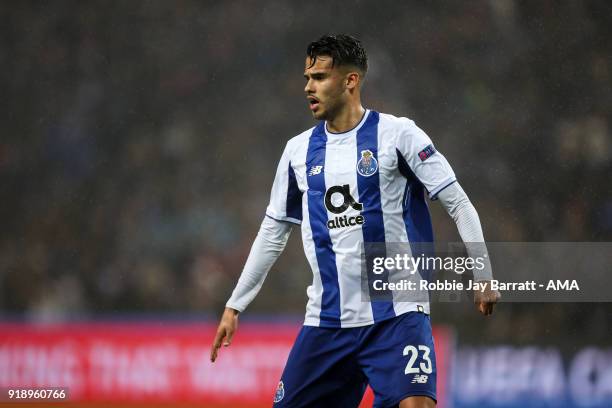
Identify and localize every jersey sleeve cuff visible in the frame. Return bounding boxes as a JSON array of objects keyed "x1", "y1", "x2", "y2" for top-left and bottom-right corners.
[
  {"x1": 428, "y1": 178, "x2": 457, "y2": 200},
  {"x1": 225, "y1": 301, "x2": 245, "y2": 313},
  {"x1": 265, "y1": 212, "x2": 302, "y2": 225}
]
